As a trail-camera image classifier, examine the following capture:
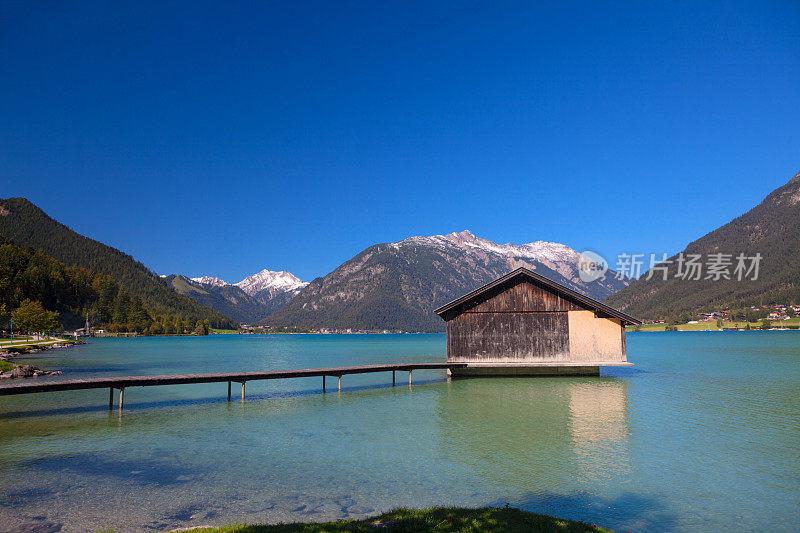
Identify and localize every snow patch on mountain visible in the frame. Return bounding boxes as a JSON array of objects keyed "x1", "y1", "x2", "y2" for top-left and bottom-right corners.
[
  {"x1": 391, "y1": 230, "x2": 579, "y2": 263},
  {"x1": 234, "y1": 269, "x2": 307, "y2": 296},
  {"x1": 190, "y1": 276, "x2": 229, "y2": 287},
  {"x1": 388, "y1": 230, "x2": 586, "y2": 280}
]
